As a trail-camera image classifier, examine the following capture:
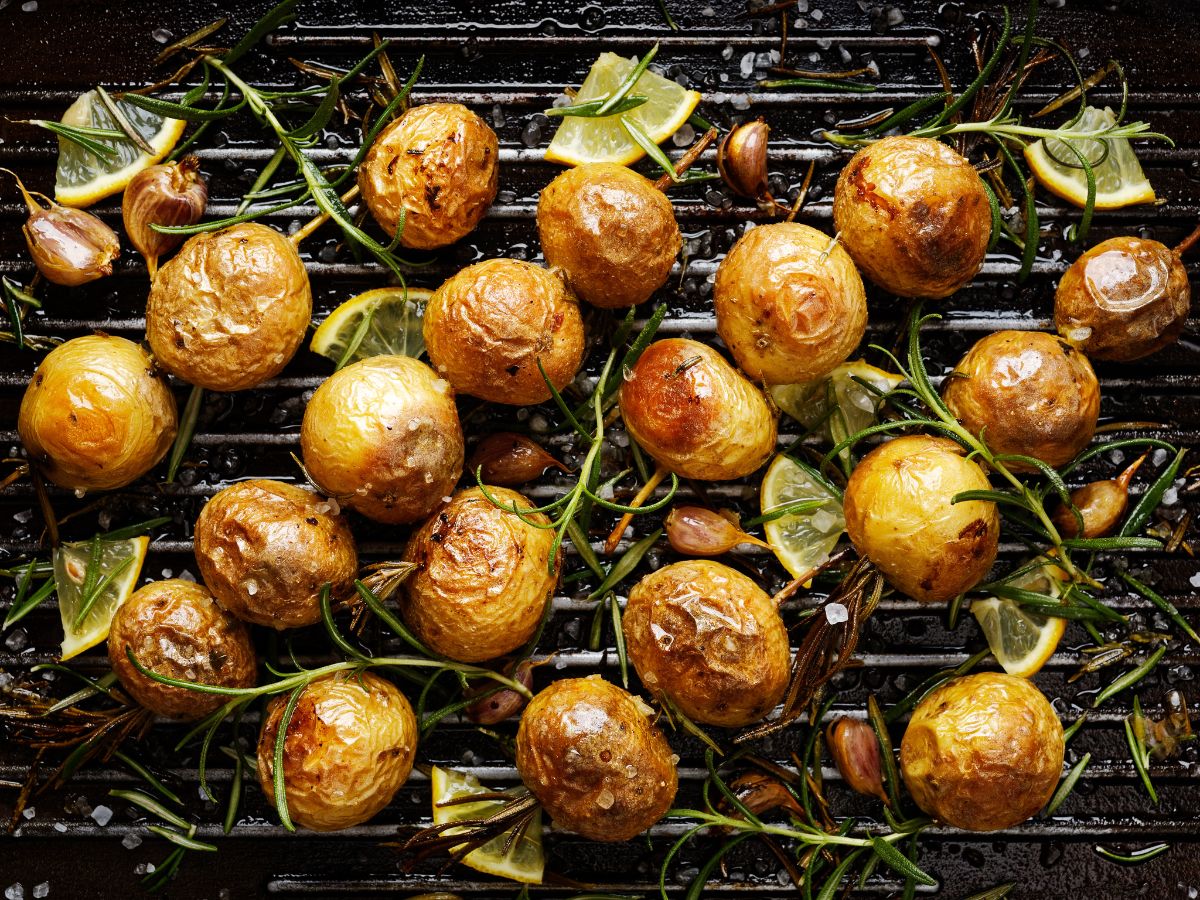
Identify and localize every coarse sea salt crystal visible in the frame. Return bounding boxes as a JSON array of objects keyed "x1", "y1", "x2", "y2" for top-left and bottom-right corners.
[
  {"x1": 90, "y1": 805, "x2": 112, "y2": 827},
  {"x1": 825, "y1": 602, "x2": 849, "y2": 624}
]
